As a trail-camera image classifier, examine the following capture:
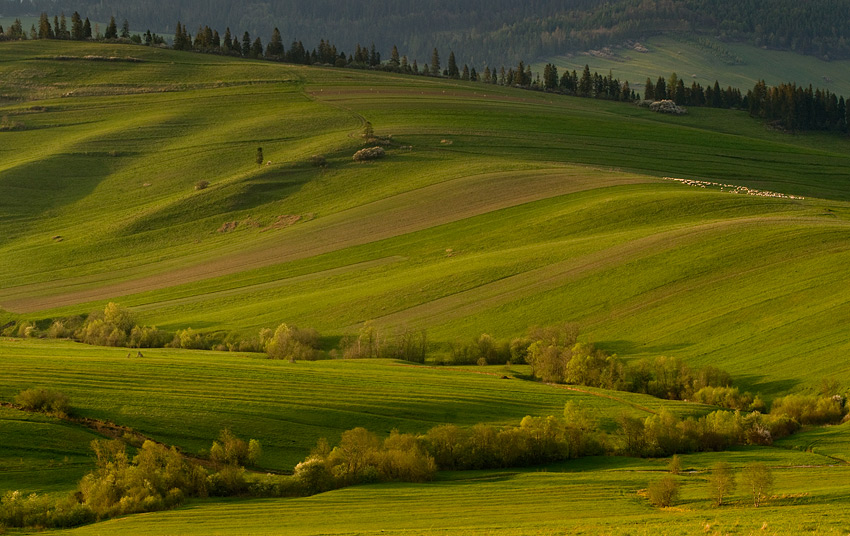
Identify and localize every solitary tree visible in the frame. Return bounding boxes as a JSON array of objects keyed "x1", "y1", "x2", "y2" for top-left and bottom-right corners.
[
  {"x1": 430, "y1": 48, "x2": 440, "y2": 76},
  {"x1": 647, "y1": 475, "x2": 679, "y2": 507},
  {"x1": 256, "y1": 147, "x2": 264, "y2": 166},
  {"x1": 708, "y1": 461, "x2": 736, "y2": 506},
  {"x1": 447, "y1": 51, "x2": 459, "y2": 78},
  {"x1": 741, "y1": 463, "x2": 773, "y2": 507}
]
